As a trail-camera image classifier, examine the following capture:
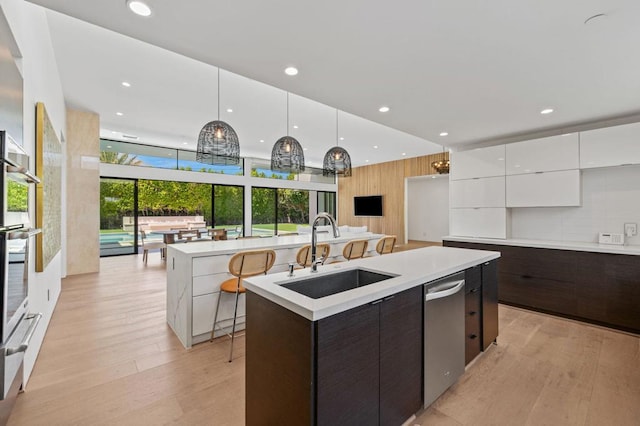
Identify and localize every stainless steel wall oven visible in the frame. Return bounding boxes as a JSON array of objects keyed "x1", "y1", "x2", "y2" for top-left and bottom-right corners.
[{"x1": 0, "y1": 131, "x2": 41, "y2": 422}]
